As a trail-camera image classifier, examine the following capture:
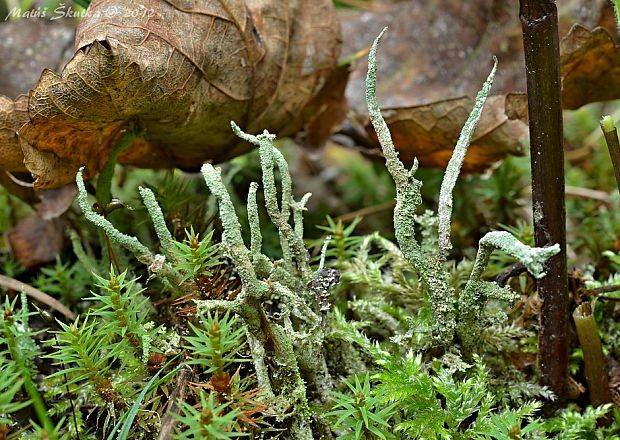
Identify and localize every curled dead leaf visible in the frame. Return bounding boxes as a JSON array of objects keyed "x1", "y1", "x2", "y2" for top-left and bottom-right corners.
[
  {"x1": 295, "y1": 64, "x2": 351, "y2": 149},
  {"x1": 35, "y1": 184, "x2": 79, "y2": 220},
  {"x1": 0, "y1": 95, "x2": 29, "y2": 172},
  {"x1": 561, "y1": 25, "x2": 620, "y2": 110},
  {"x1": 16, "y1": 0, "x2": 340, "y2": 188},
  {"x1": 339, "y1": 0, "x2": 615, "y2": 171},
  {"x1": 339, "y1": 1, "x2": 529, "y2": 171},
  {"x1": 364, "y1": 94, "x2": 528, "y2": 172},
  {"x1": 340, "y1": 1, "x2": 528, "y2": 114}
]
